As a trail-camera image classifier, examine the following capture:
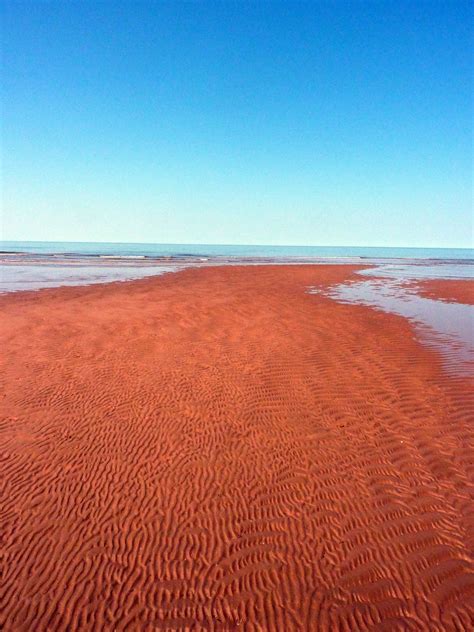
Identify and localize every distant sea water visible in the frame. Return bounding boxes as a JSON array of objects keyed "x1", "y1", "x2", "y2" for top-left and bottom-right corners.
[
  {"x1": 0, "y1": 240, "x2": 473, "y2": 293},
  {"x1": 1, "y1": 240, "x2": 473, "y2": 260}
]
